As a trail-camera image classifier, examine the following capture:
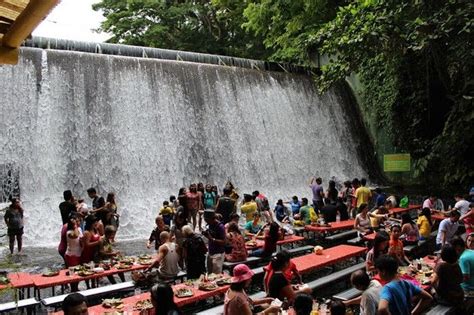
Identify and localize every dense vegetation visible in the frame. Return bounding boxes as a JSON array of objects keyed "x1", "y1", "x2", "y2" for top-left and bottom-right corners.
[{"x1": 94, "y1": 0, "x2": 473, "y2": 189}]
